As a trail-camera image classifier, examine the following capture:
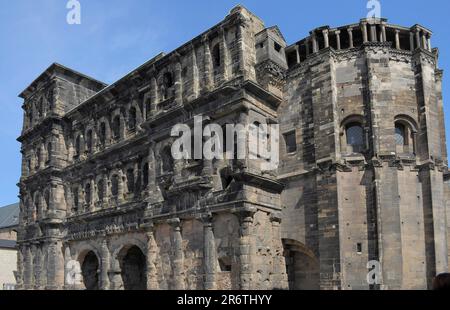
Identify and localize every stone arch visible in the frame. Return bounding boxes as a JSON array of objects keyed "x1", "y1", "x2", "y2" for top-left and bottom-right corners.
[
  {"x1": 110, "y1": 238, "x2": 147, "y2": 290},
  {"x1": 78, "y1": 247, "x2": 101, "y2": 290},
  {"x1": 282, "y1": 239, "x2": 319, "y2": 290},
  {"x1": 97, "y1": 116, "x2": 111, "y2": 148},
  {"x1": 394, "y1": 114, "x2": 418, "y2": 154}
]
